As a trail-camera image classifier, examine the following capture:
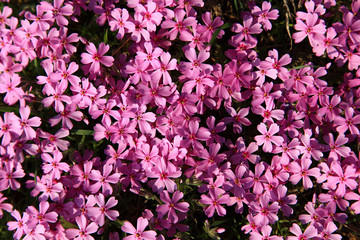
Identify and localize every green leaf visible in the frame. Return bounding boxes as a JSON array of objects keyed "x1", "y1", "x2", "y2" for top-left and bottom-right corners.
[
  {"x1": 234, "y1": 0, "x2": 239, "y2": 11},
  {"x1": 208, "y1": 23, "x2": 231, "y2": 46},
  {"x1": 104, "y1": 28, "x2": 108, "y2": 44},
  {"x1": 0, "y1": 106, "x2": 19, "y2": 113},
  {"x1": 72, "y1": 129, "x2": 94, "y2": 135},
  {"x1": 211, "y1": 220, "x2": 227, "y2": 227}
]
